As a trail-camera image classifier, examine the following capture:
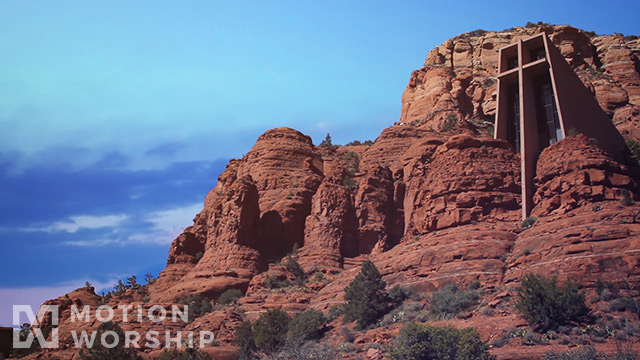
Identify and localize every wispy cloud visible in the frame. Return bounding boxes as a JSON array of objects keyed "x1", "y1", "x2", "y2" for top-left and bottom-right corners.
[
  {"x1": 61, "y1": 238, "x2": 119, "y2": 247},
  {"x1": 125, "y1": 202, "x2": 202, "y2": 245},
  {"x1": 58, "y1": 203, "x2": 202, "y2": 247},
  {"x1": 146, "y1": 203, "x2": 202, "y2": 237},
  {"x1": 23, "y1": 214, "x2": 127, "y2": 234}
]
